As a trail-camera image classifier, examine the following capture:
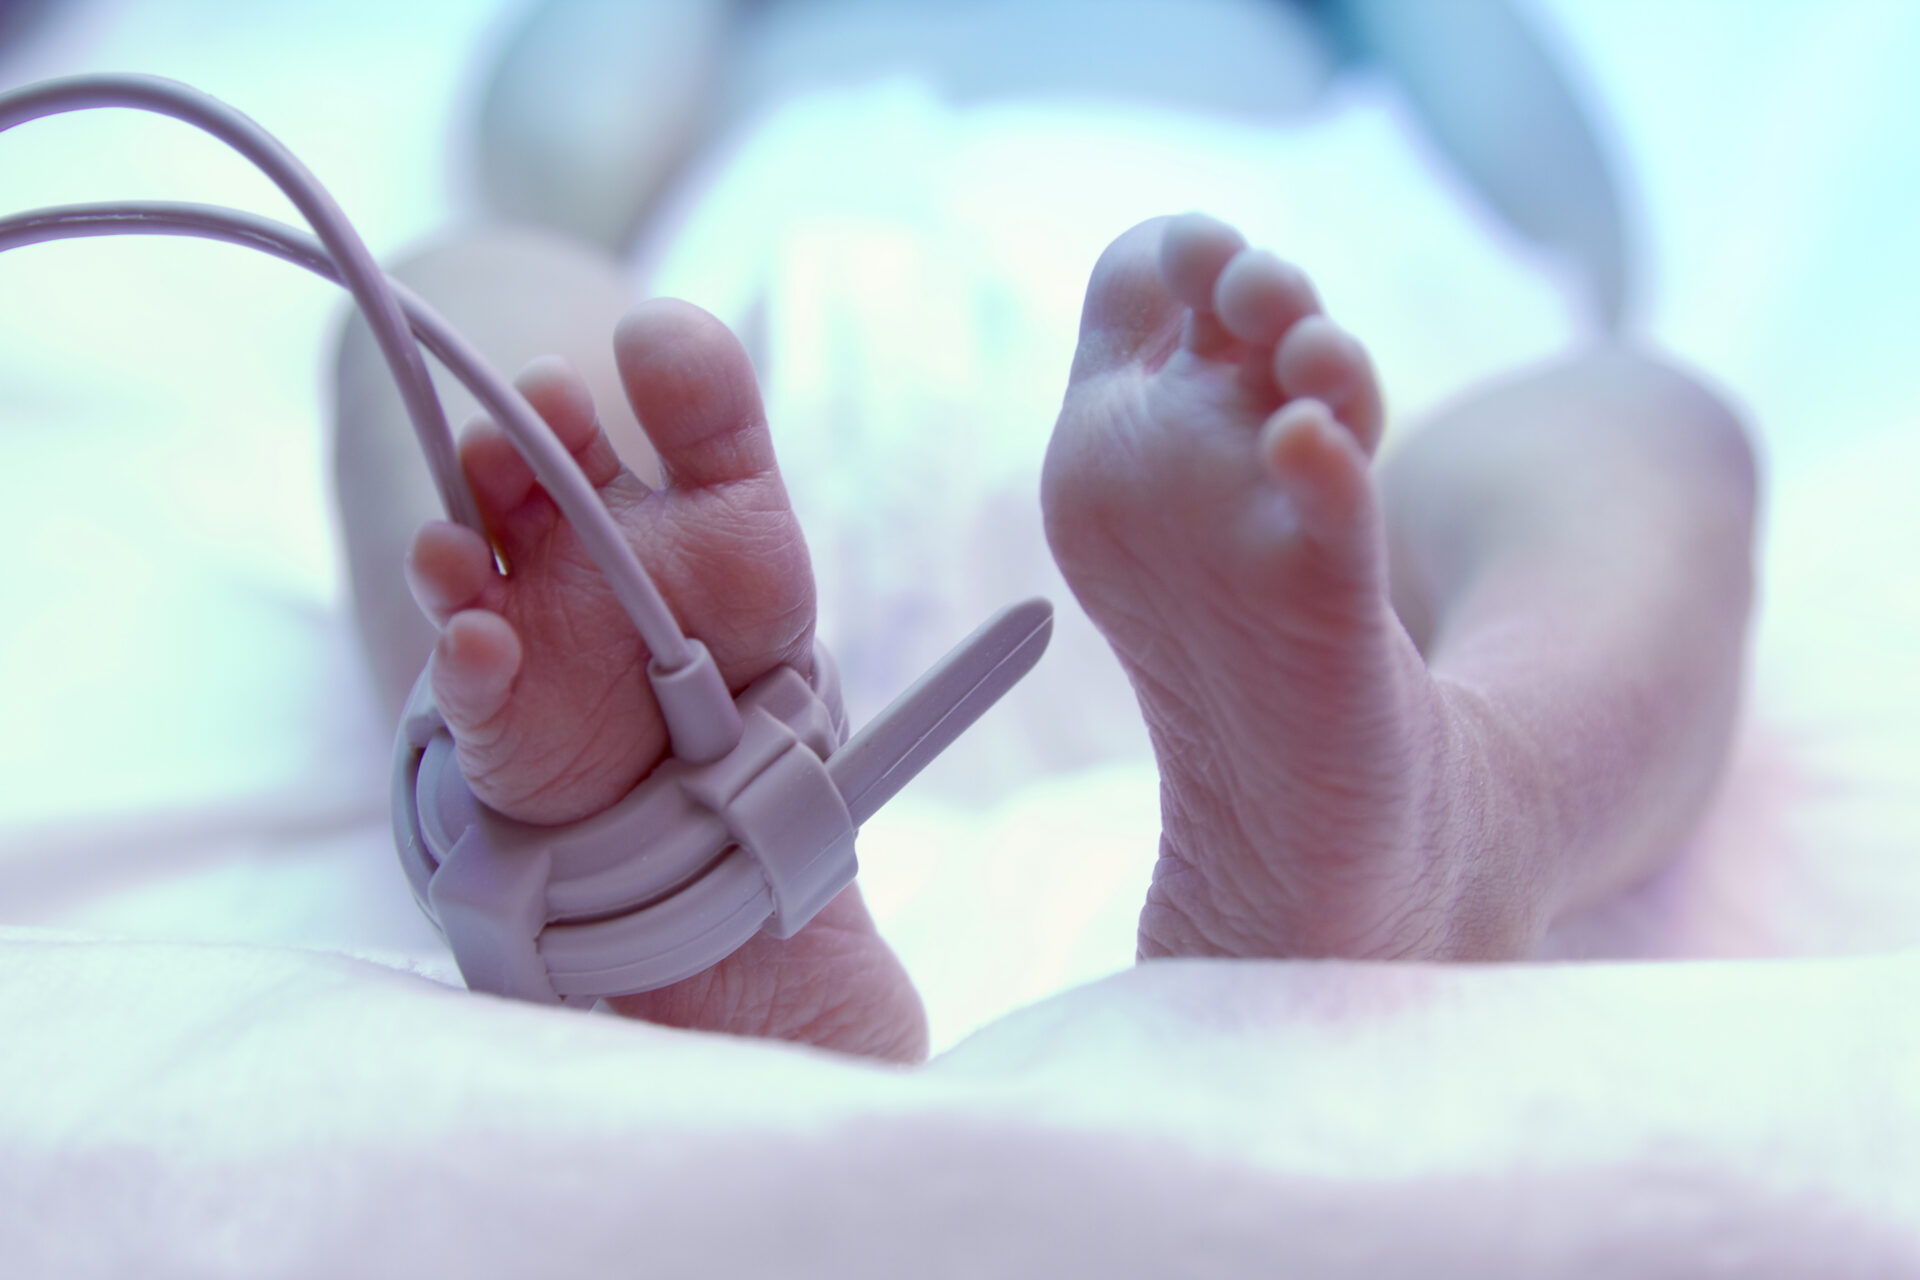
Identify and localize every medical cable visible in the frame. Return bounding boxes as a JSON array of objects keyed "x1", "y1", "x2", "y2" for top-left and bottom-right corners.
[
  {"x1": 0, "y1": 74, "x2": 744, "y2": 759},
  {"x1": 0, "y1": 74, "x2": 1054, "y2": 1001}
]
